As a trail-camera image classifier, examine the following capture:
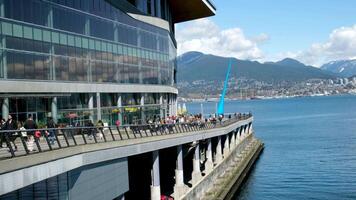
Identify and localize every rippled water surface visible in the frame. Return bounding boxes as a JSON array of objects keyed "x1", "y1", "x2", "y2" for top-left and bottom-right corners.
[{"x1": 186, "y1": 95, "x2": 356, "y2": 200}]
